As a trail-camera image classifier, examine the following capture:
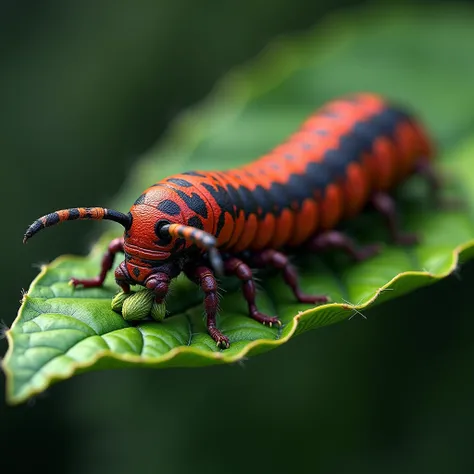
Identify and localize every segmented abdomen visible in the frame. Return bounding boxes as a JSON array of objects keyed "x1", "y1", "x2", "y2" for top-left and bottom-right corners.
[{"x1": 163, "y1": 93, "x2": 433, "y2": 252}]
